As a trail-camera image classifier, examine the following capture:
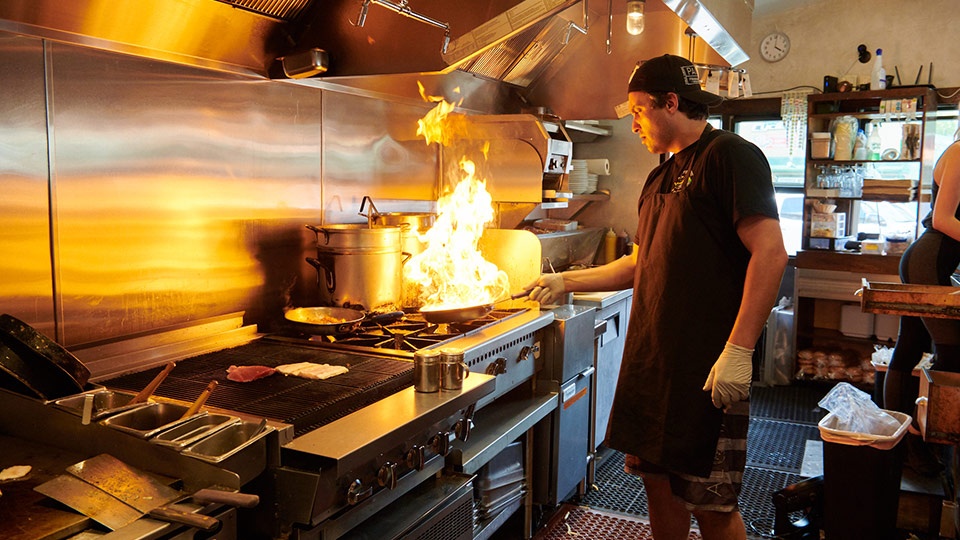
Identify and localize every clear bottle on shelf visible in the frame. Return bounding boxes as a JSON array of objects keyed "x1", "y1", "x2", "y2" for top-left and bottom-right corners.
[
  {"x1": 871, "y1": 48, "x2": 886, "y2": 90},
  {"x1": 866, "y1": 121, "x2": 882, "y2": 160}
]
